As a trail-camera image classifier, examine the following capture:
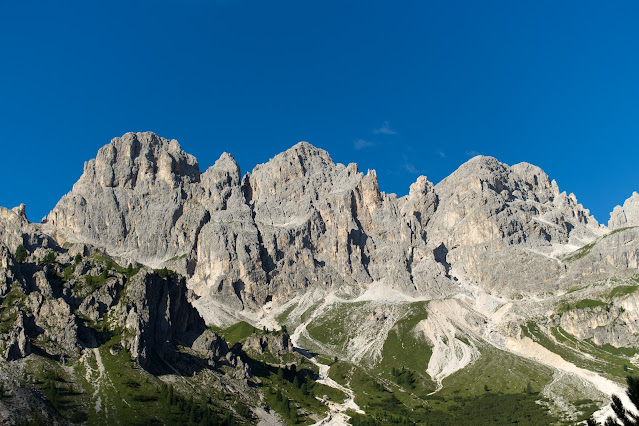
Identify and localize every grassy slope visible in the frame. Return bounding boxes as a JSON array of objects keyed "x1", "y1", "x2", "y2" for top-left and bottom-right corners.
[
  {"x1": 522, "y1": 322, "x2": 638, "y2": 383},
  {"x1": 313, "y1": 301, "x2": 563, "y2": 424}
]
